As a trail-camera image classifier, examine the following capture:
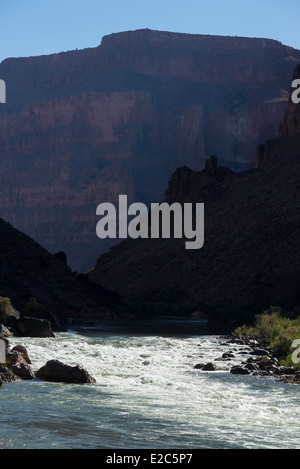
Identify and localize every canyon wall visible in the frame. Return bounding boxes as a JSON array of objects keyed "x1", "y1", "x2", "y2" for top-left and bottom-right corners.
[
  {"x1": 90, "y1": 65, "x2": 300, "y2": 324},
  {"x1": 0, "y1": 29, "x2": 299, "y2": 271}
]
